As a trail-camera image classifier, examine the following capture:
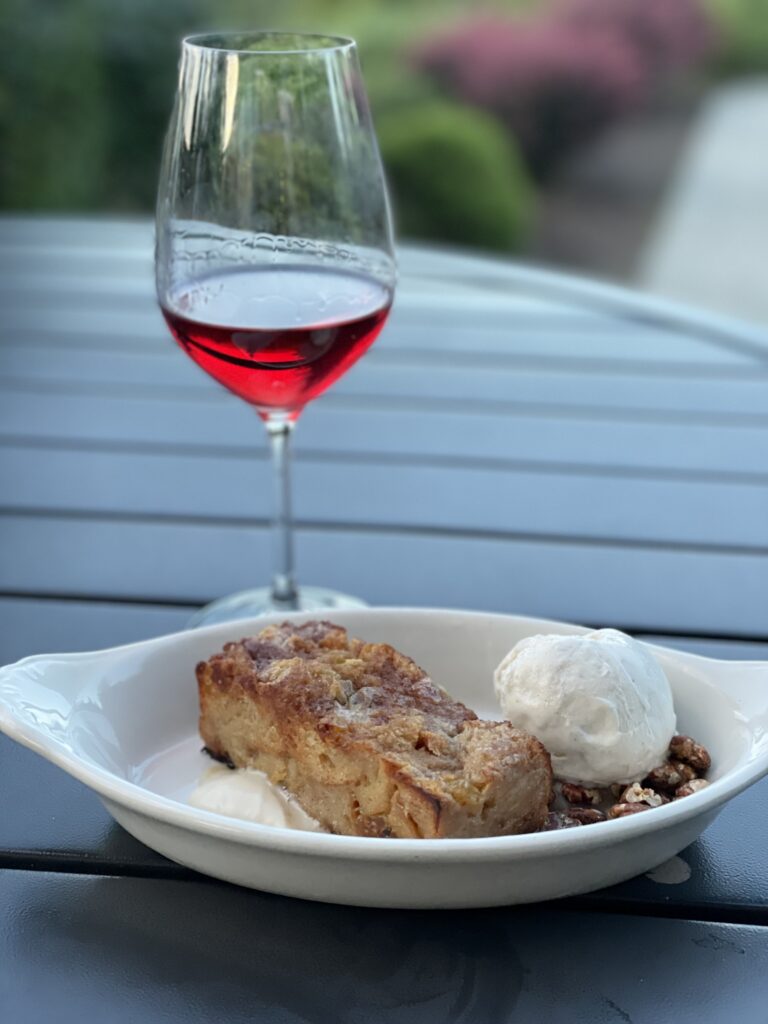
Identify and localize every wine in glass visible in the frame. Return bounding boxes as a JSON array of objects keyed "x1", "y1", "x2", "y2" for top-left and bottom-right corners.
[{"x1": 155, "y1": 32, "x2": 396, "y2": 626}]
